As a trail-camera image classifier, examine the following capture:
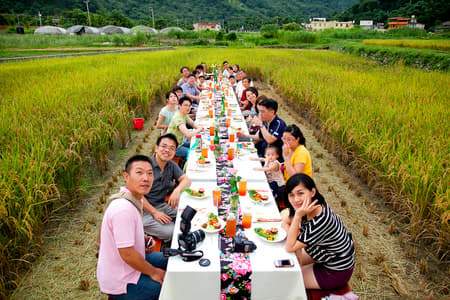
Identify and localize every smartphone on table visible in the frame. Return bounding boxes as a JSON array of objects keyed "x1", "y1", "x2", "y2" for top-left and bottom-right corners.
[{"x1": 274, "y1": 259, "x2": 294, "y2": 268}]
